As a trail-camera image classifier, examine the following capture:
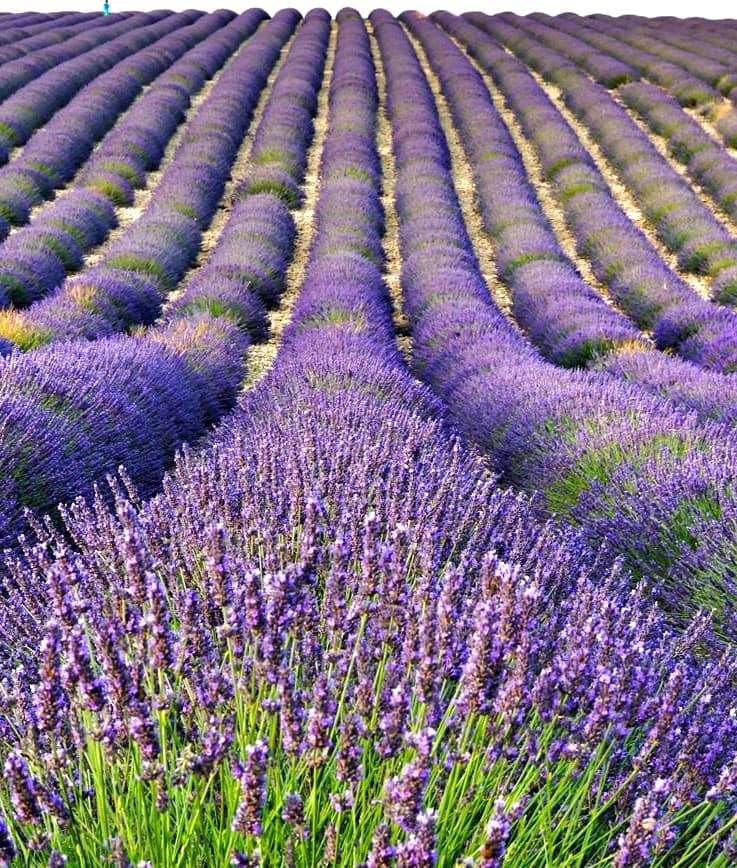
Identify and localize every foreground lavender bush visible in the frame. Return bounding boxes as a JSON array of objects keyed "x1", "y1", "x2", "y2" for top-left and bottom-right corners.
[{"x1": 1, "y1": 343, "x2": 737, "y2": 865}]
